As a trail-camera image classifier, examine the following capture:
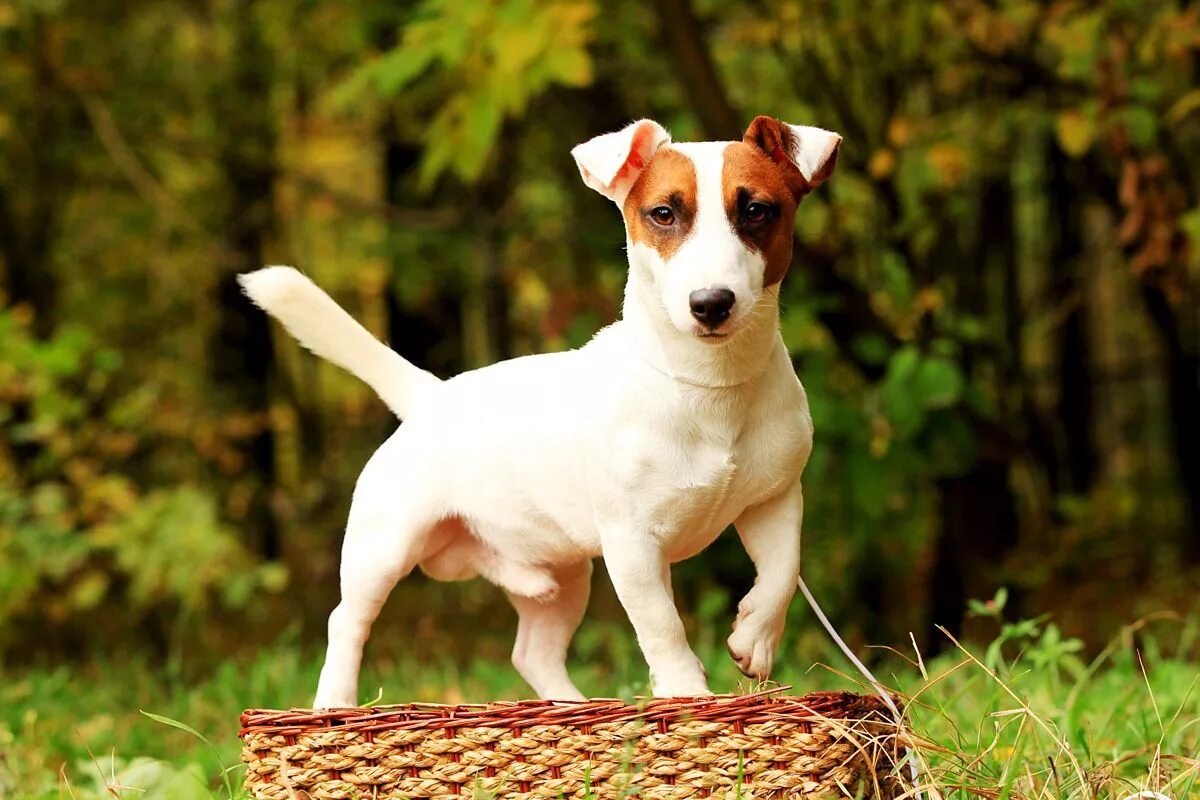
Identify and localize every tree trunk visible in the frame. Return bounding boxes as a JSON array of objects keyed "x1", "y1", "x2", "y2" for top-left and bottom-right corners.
[
  {"x1": 1092, "y1": 153, "x2": 1200, "y2": 561},
  {"x1": 925, "y1": 176, "x2": 1021, "y2": 649},
  {"x1": 1142, "y1": 283, "x2": 1200, "y2": 561},
  {"x1": 211, "y1": 0, "x2": 279, "y2": 559},
  {"x1": 1048, "y1": 144, "x2": 1097, "y2": 495},
  {"x1": 929, "y1": 428, "x2": 1018, "y2": 639},
  {"x1": 379, "y1": 110, "x2": 465, "y2": 379},
  {"x1": 463, "y1": 126, "x2": 517, "y2": 368},
  {"x1": 653, "y1": 0, "x2": 741, "y2": 140},
  {"x1": 0, "y1": 13, "x2": 67, "y2": 337}
]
